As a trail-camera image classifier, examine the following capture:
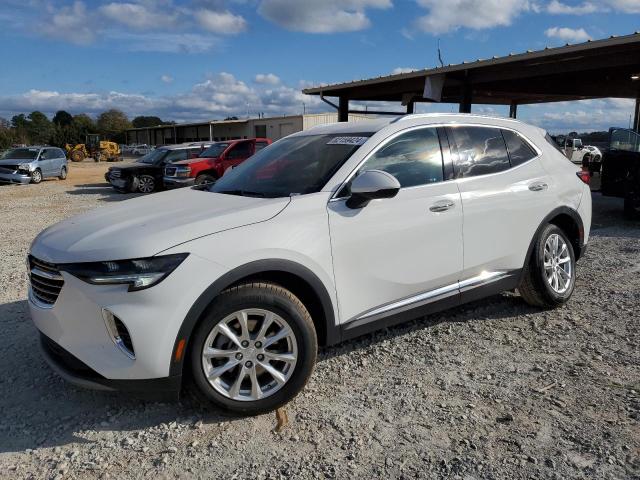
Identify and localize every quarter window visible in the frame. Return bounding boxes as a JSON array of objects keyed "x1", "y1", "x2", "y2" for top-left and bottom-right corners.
[
  {"x1": 448, "y1": 126, "x2": 510, "y2": 178},
  {"x1": 358, "y1": 128, "x2": 444, "y2": 188},
  {"x1": 502, "y1": 129, "x2": 537, "y2": 166}
]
